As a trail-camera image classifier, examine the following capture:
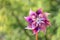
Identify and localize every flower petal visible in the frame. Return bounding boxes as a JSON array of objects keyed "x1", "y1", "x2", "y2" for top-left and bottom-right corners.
[
  {"x1": 44, "y1": 12, "x2": 50, "y2": 17},
  {"x1": 33, "y1": 27, "x2": 40, "y2": 34},
  {"x1": 40, "y1": 25, "x2": 46, "y2": 34},
  {"x1": 27, "y1": 22, "x2": 36, "y2": 30},
  {"x1": 25, "y1": 26, "x2": 34, "y2": 30},
  {"x1": 39, "y1": 14, "x2": 44, "y2": 18},
  {"x1": 29, "y1": 8, "x2": 36, "y2": 16},
  {"x1": 24, "y1": 16, "x2": 33, "y2": 23},
  {"x1": 36, "y1": 8, "x2": 43, "y2": 15},
  {"x1": 44, "y1": 19, "x2": 51, "y2": 26}
]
